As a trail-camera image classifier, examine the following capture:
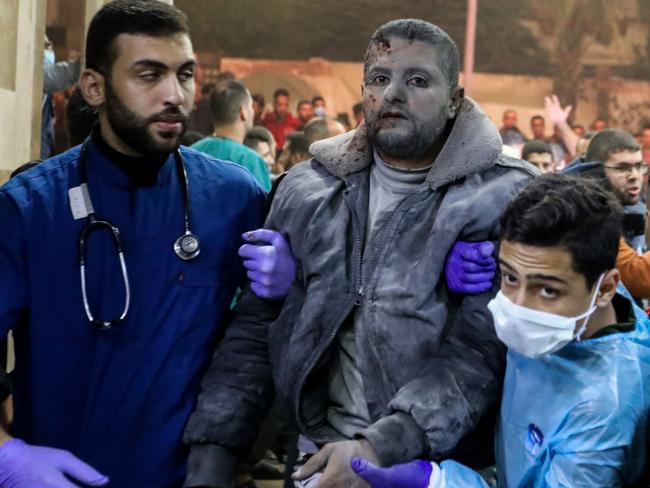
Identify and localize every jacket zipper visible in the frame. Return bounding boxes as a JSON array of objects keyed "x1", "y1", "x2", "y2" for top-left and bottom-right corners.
[
  {"x1": 344, "y1": 188, "x2": 365, "y2": 305},
  {"x1": 362, "y1": 191, "x2": 420, "y2": 407},
  {"x1": 294, "y1": 186, "x2": 364, "y2": 439}
]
